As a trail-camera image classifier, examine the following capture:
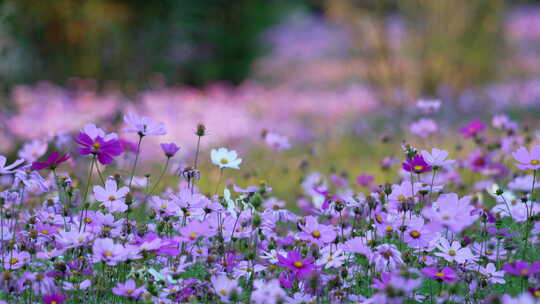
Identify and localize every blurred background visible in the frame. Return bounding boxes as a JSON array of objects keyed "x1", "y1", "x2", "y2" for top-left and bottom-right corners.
[{"x1": 2, "y1": 0, "x2": 540, "y2": 199}]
